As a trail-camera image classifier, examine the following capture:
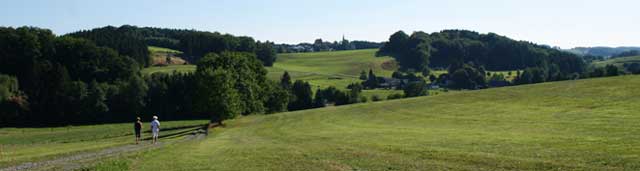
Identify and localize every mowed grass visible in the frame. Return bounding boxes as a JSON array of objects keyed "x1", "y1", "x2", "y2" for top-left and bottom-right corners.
[
  {"x1": 268, "y1": 49, "x2": 402, "y2": 98},
  {"x1": 0, "y1": 120, "x2": 207, "y2": 168},
  {"x1": 273, "y1": 49, "x2": 397, "y2": 78},
  {"x1": 97, "y1": 75, "x2": 640, "y2": 170},
  {"x1": 592, "y1": 56, "x2": 640, "y2": 68}
]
